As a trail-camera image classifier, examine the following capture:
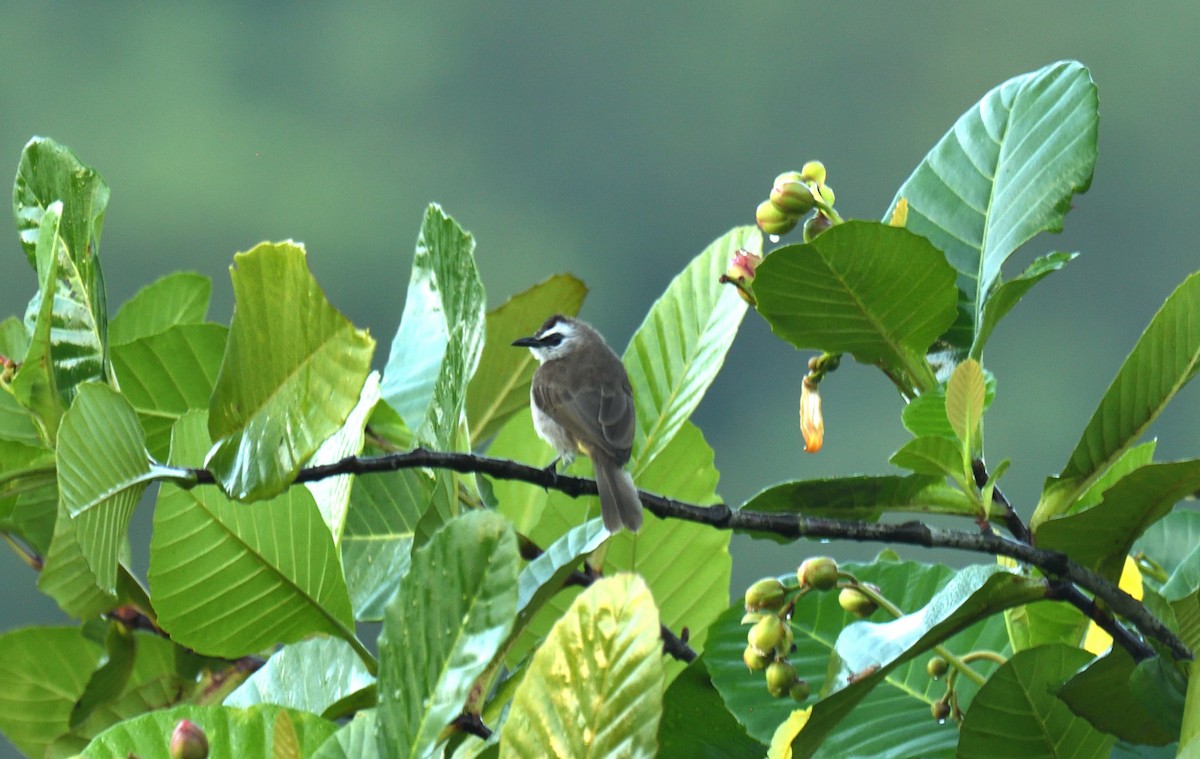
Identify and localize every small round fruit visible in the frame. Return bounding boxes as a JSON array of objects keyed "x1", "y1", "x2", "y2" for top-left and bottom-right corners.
[
  {"x1": 743, "y1": 644, "x2": 772, "y2": 671},
  {"x1": 789, "y1": 679, "x2": 812, "y2": 702},
  {"x1": 766, "y1": 660, "x2": 798, "y2": 698},
  {"x1": 839, "y1": 586, "x2": 879, "y2": 618},
  {"x1": 797, "y1": 556, "x2": 839, "y2": 591},
  {"x1": 744, "y1": 577, "x2": 786, "y2": 612},
  {"x1": 931, "y1": 700, "x2": 951, "y2": 722},
  {"x1": 926, "y1": 656, "x2": 949, "y2": 679},
  {"x1": 748, "y1": 614, "x2": 784, "y2": 652},
  {"x1": 757, "y1": 199, "x2": 799, "y2": 236}
]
